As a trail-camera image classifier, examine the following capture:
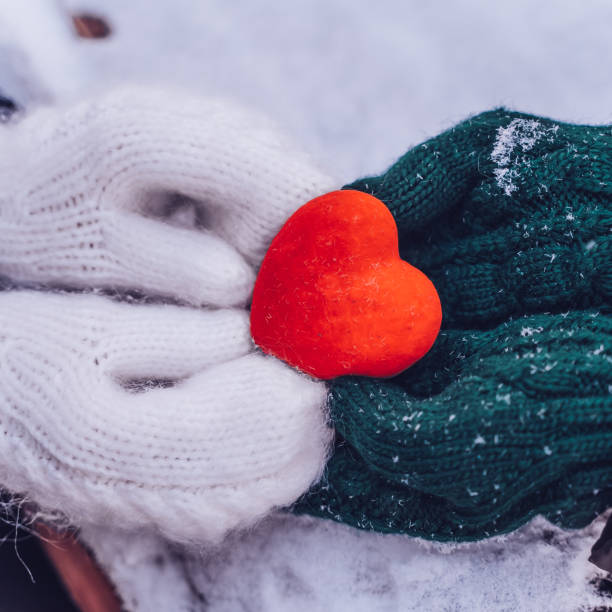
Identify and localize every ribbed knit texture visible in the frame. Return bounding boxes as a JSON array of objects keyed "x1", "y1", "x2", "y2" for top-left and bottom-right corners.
[
  {"x1": 0, "y1": 291, "x2": 332, "y2": 543},
  {"x1": 0, "y1": 88, "x2": 337, "y2": 543},
  {"x1": 294, "y1": 109, "x2": 612, "y2": 541},
  {"x1": 0, "y1": 86, "x2": 337, "y2": 307}
]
